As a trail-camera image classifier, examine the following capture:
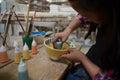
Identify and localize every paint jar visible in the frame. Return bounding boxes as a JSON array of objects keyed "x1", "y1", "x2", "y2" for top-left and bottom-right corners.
[
  {"x1": 14, "y1": 47, "x2": 21, "y2": 64},
  {"x1": 31, "y1": 39, "x2": 37, "y2": 55},
  {"x1": 0, "y1": 45, "x2": 9, "y2": 63},
  {"x1": 22, "y1": 36, "x2": 33, "y2": 50},
  {"x1": 18, "y1": 59, "x2": 29, "y2": 80},
  {"x1": 23, "y1": 43, "x2": 30, "y2": 60}
]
